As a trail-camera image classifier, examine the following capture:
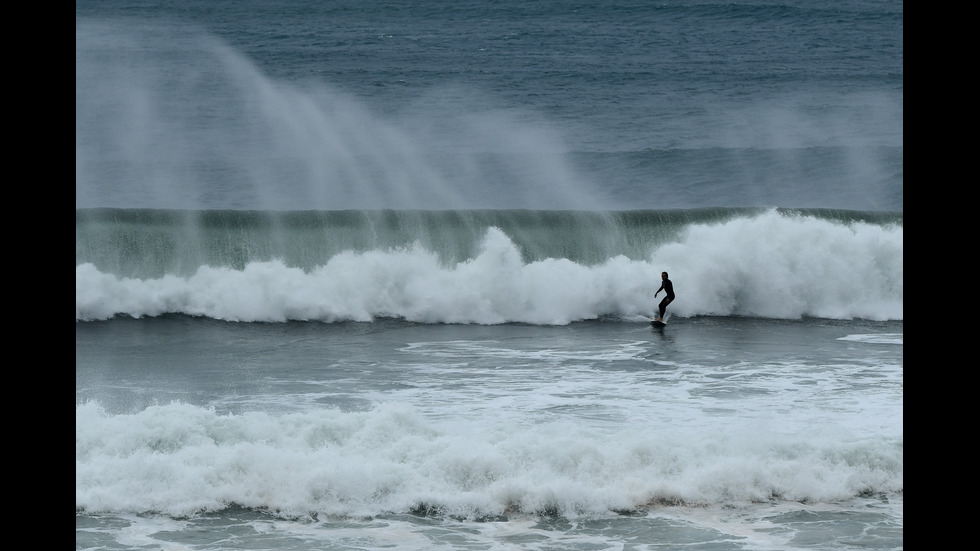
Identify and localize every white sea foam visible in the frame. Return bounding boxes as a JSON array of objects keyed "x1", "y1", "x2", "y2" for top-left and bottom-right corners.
[
  {"x1": 76, "y1": 388, "x2": 903, "y2": 520},
  {"x1": 838, "y1": 333, "x2": 903, "y2": 345},
  {"x1": 75, "y1": 211, "x2": 903, "y2": 323}
]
